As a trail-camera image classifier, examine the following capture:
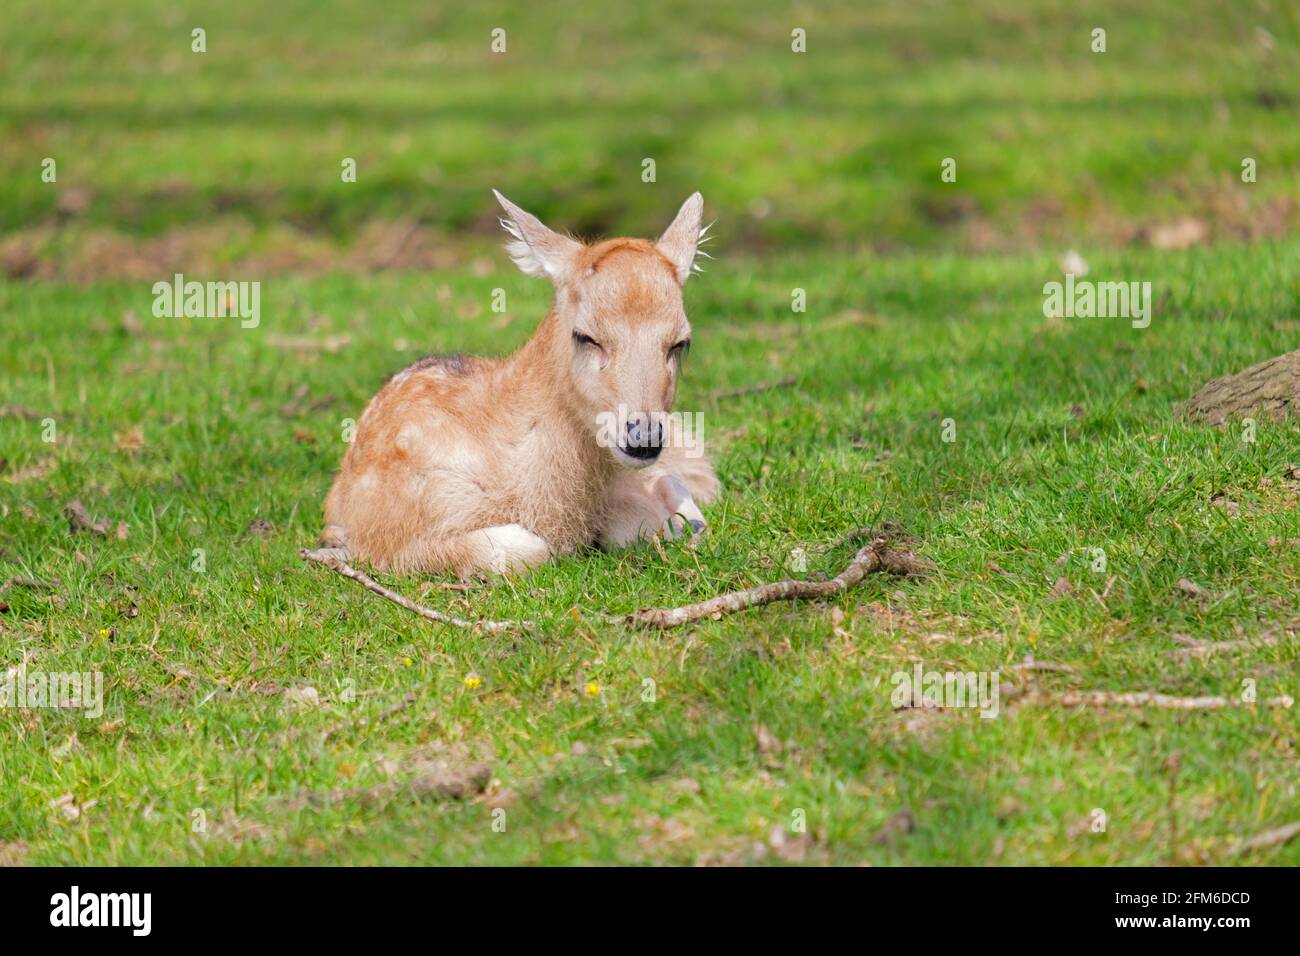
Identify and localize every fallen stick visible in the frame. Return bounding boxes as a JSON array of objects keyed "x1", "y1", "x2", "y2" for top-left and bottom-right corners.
[
  {"x1": 1170, "y1": 634, "x2": 1283, "y2": 660},
  {"x1": 628, "y1": 535, "x2": 933, "y2": 629},
  {"x1": 1006, "y1": 659, "x2": 1075, "y2": 675},
  {"x1": 299, "y1": 548, "x2": 532, "y2": 633},
  {"x1": 277, "y1": 762, "x2": 493, "y2": 811},
  {"x1": 1032, "y1": 690, "x2": 1294, "y2": 711},
  {"x1": 302, "y1": 528, "x2": 928, "y2": 634},
  {"x1": 0, "y1": 575, "x2": 58, "y2": 592},
  {"x1": 1227, "y1": 820, "x2": 1300, "y2": 857}
]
